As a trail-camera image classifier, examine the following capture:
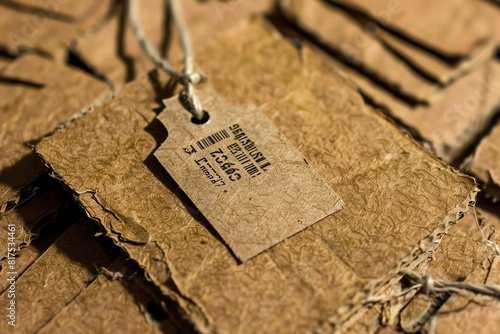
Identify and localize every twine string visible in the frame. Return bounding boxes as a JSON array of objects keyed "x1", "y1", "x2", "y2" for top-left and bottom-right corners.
[
  {"x1": 128, "y1": 0, "x2": 206, "y2": 121},
  {"x1": 399, "y1": 270, "x2": 500, "y2": 298}
]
